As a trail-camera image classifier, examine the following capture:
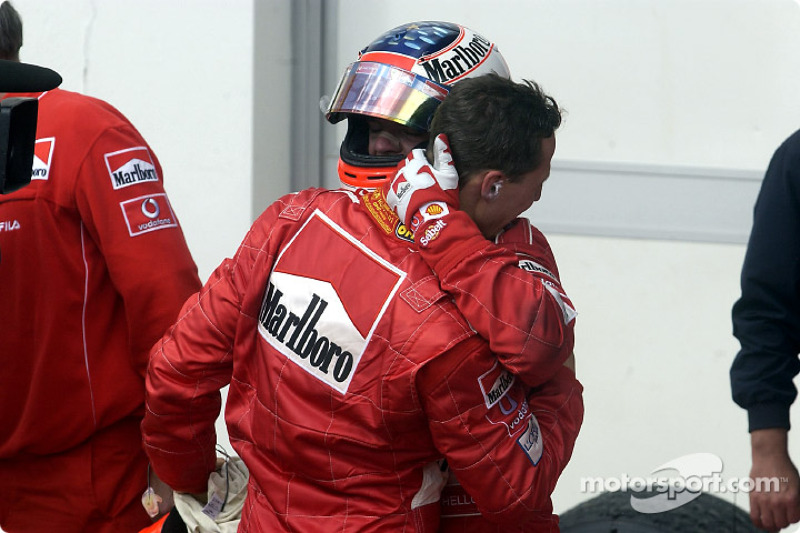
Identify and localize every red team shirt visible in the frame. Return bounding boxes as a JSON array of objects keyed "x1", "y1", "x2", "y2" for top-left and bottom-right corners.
[
  {"x1": 0, "y1": 88, "x2": 199, "y2": 457},
  {"x1": 0, "y1": 88, "x2": 200, "y2": 530}
]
